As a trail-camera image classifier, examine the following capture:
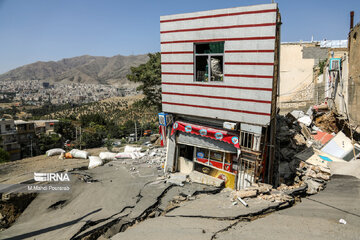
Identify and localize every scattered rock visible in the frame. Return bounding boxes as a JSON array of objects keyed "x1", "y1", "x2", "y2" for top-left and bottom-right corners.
[{"x1": 304, "y1": 178, "x2": 323, "y2": 195}]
